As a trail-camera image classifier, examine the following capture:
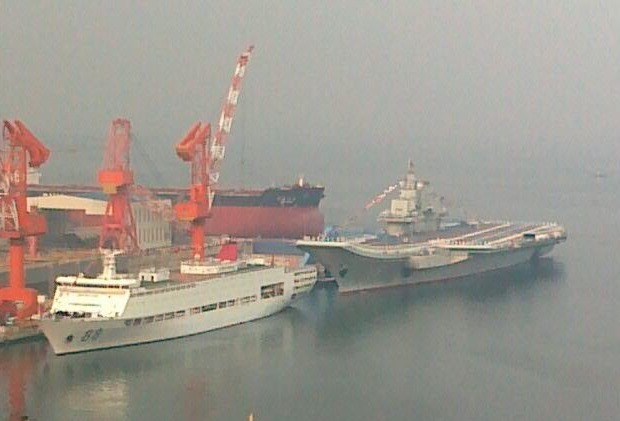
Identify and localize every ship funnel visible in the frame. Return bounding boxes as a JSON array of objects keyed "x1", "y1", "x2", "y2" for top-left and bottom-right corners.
[{"x1": 217, "y1": 242, "x2": 238, "y2": 262}]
